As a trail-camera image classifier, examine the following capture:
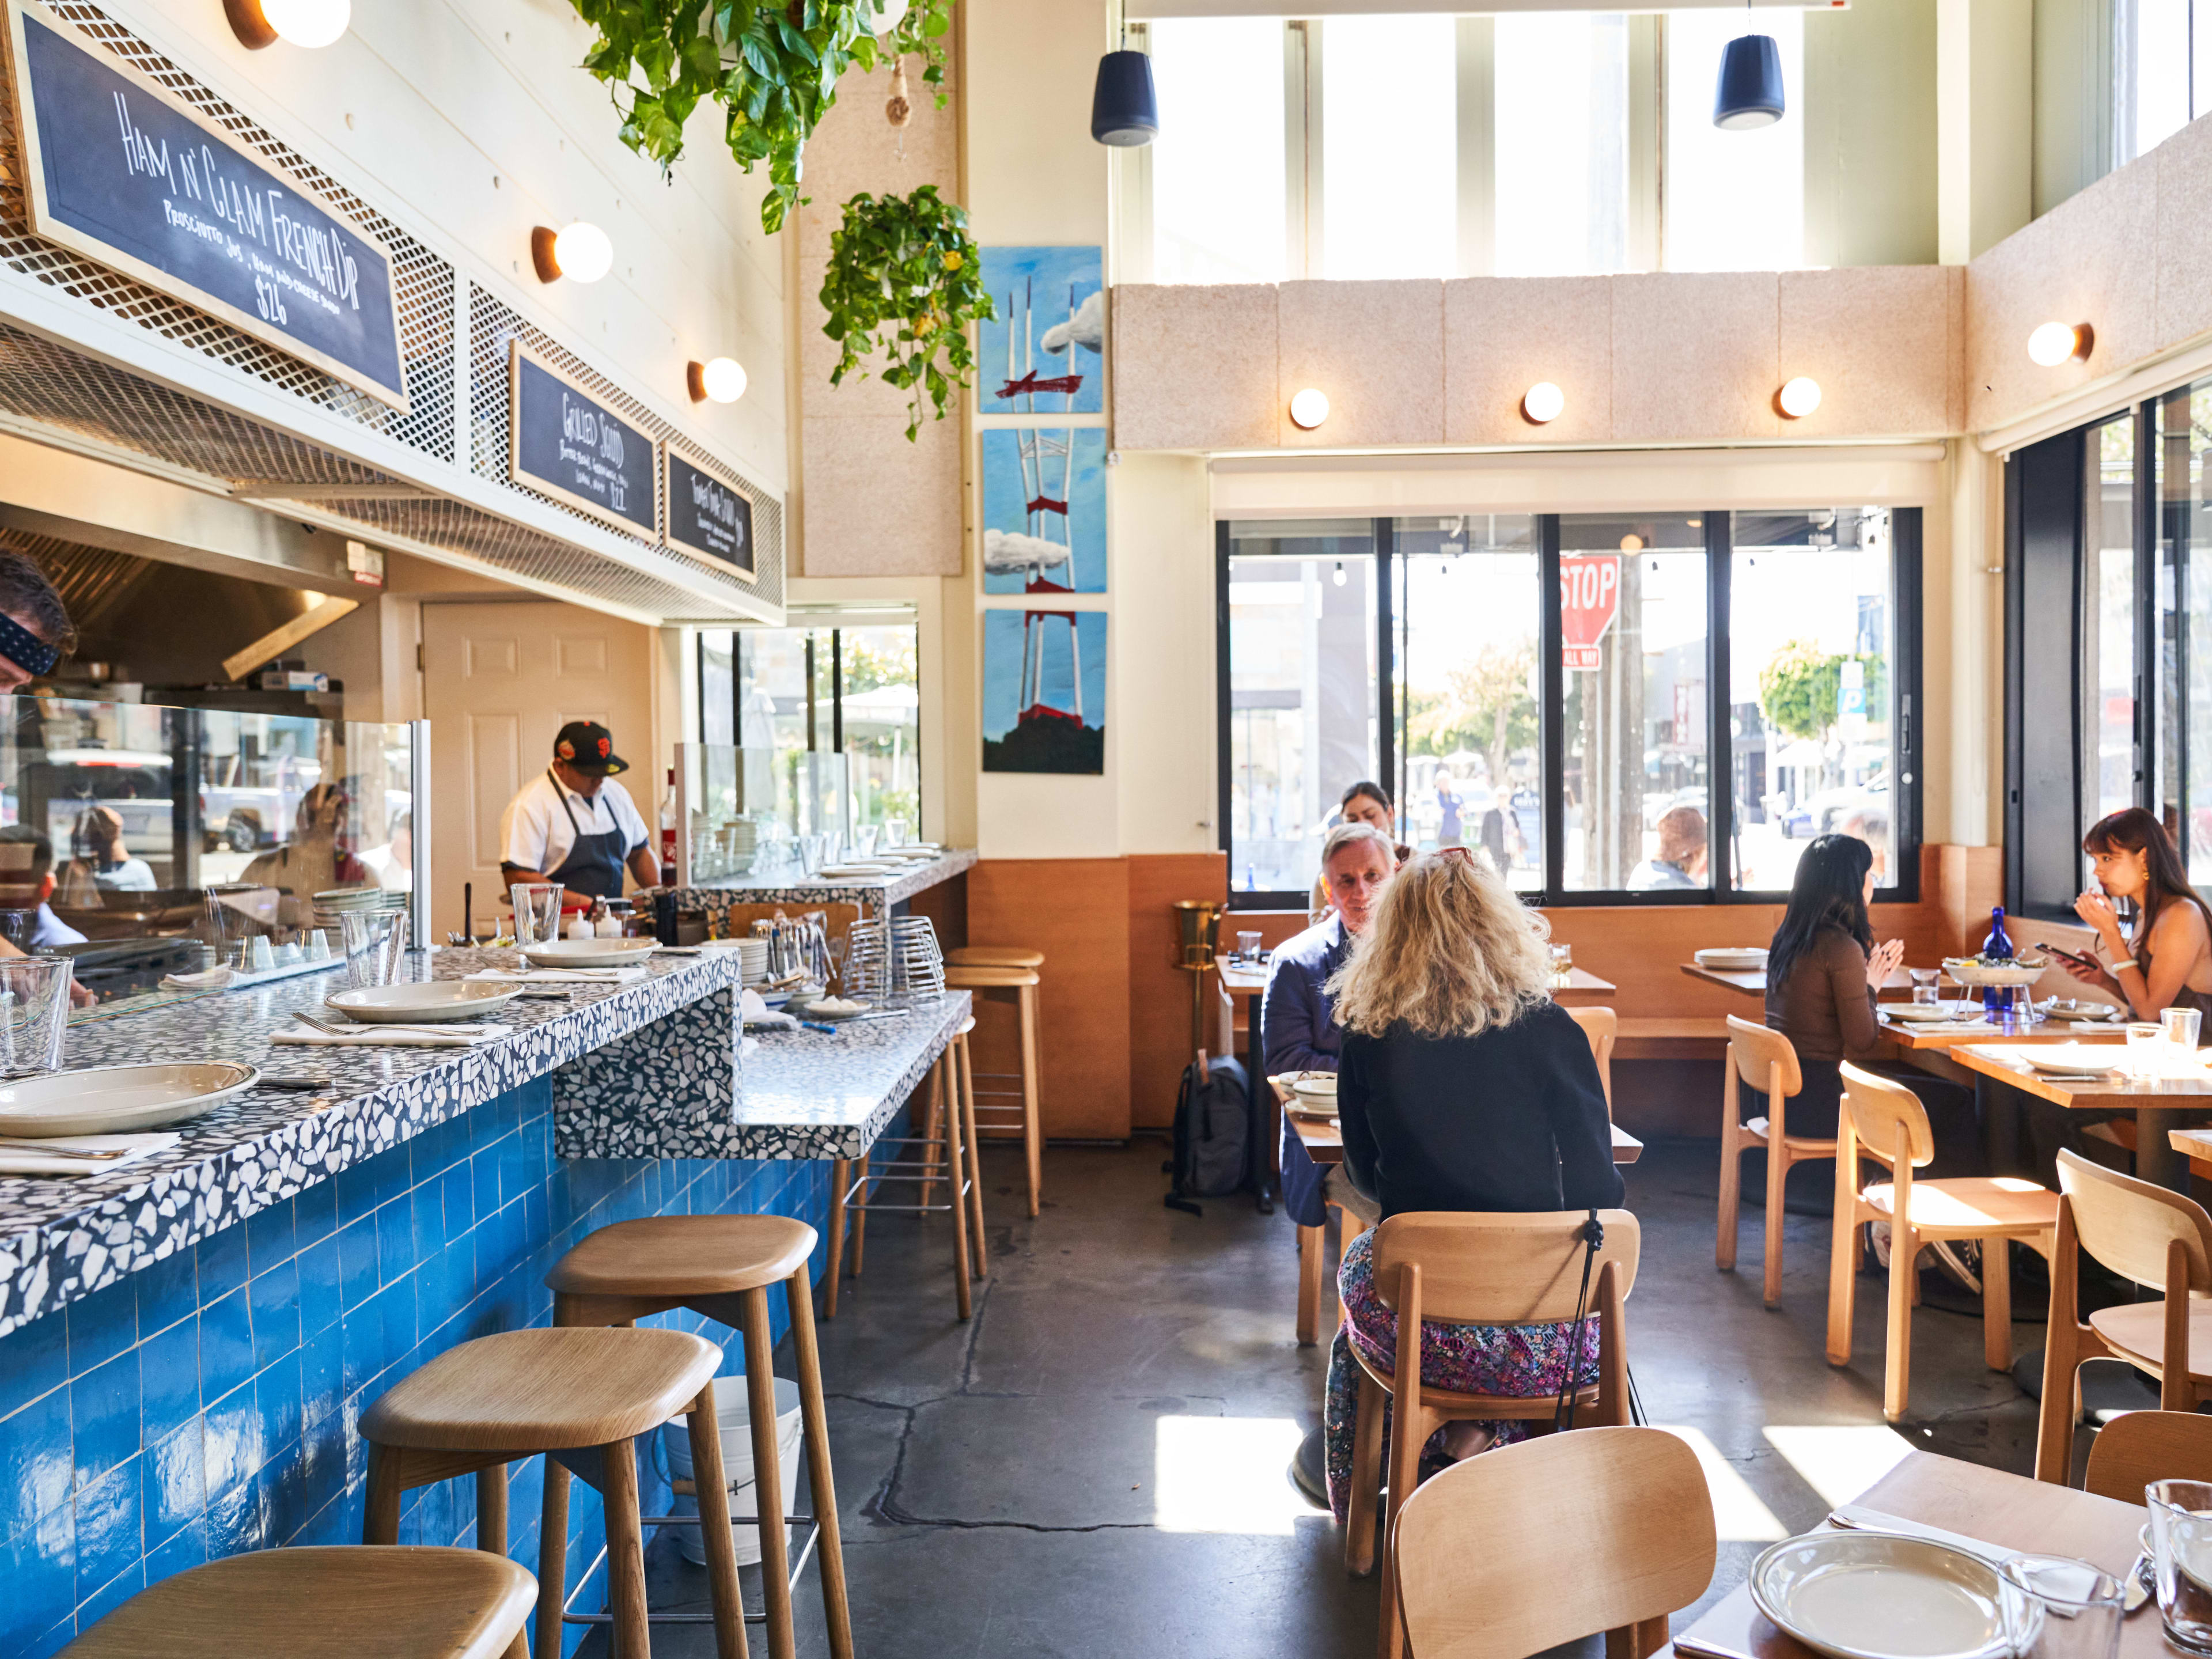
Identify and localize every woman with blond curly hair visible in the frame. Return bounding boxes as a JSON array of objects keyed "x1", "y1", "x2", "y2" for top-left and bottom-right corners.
[{"x1": 1320, "y1": 846, "x2": 1622, "y2": 1523}]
